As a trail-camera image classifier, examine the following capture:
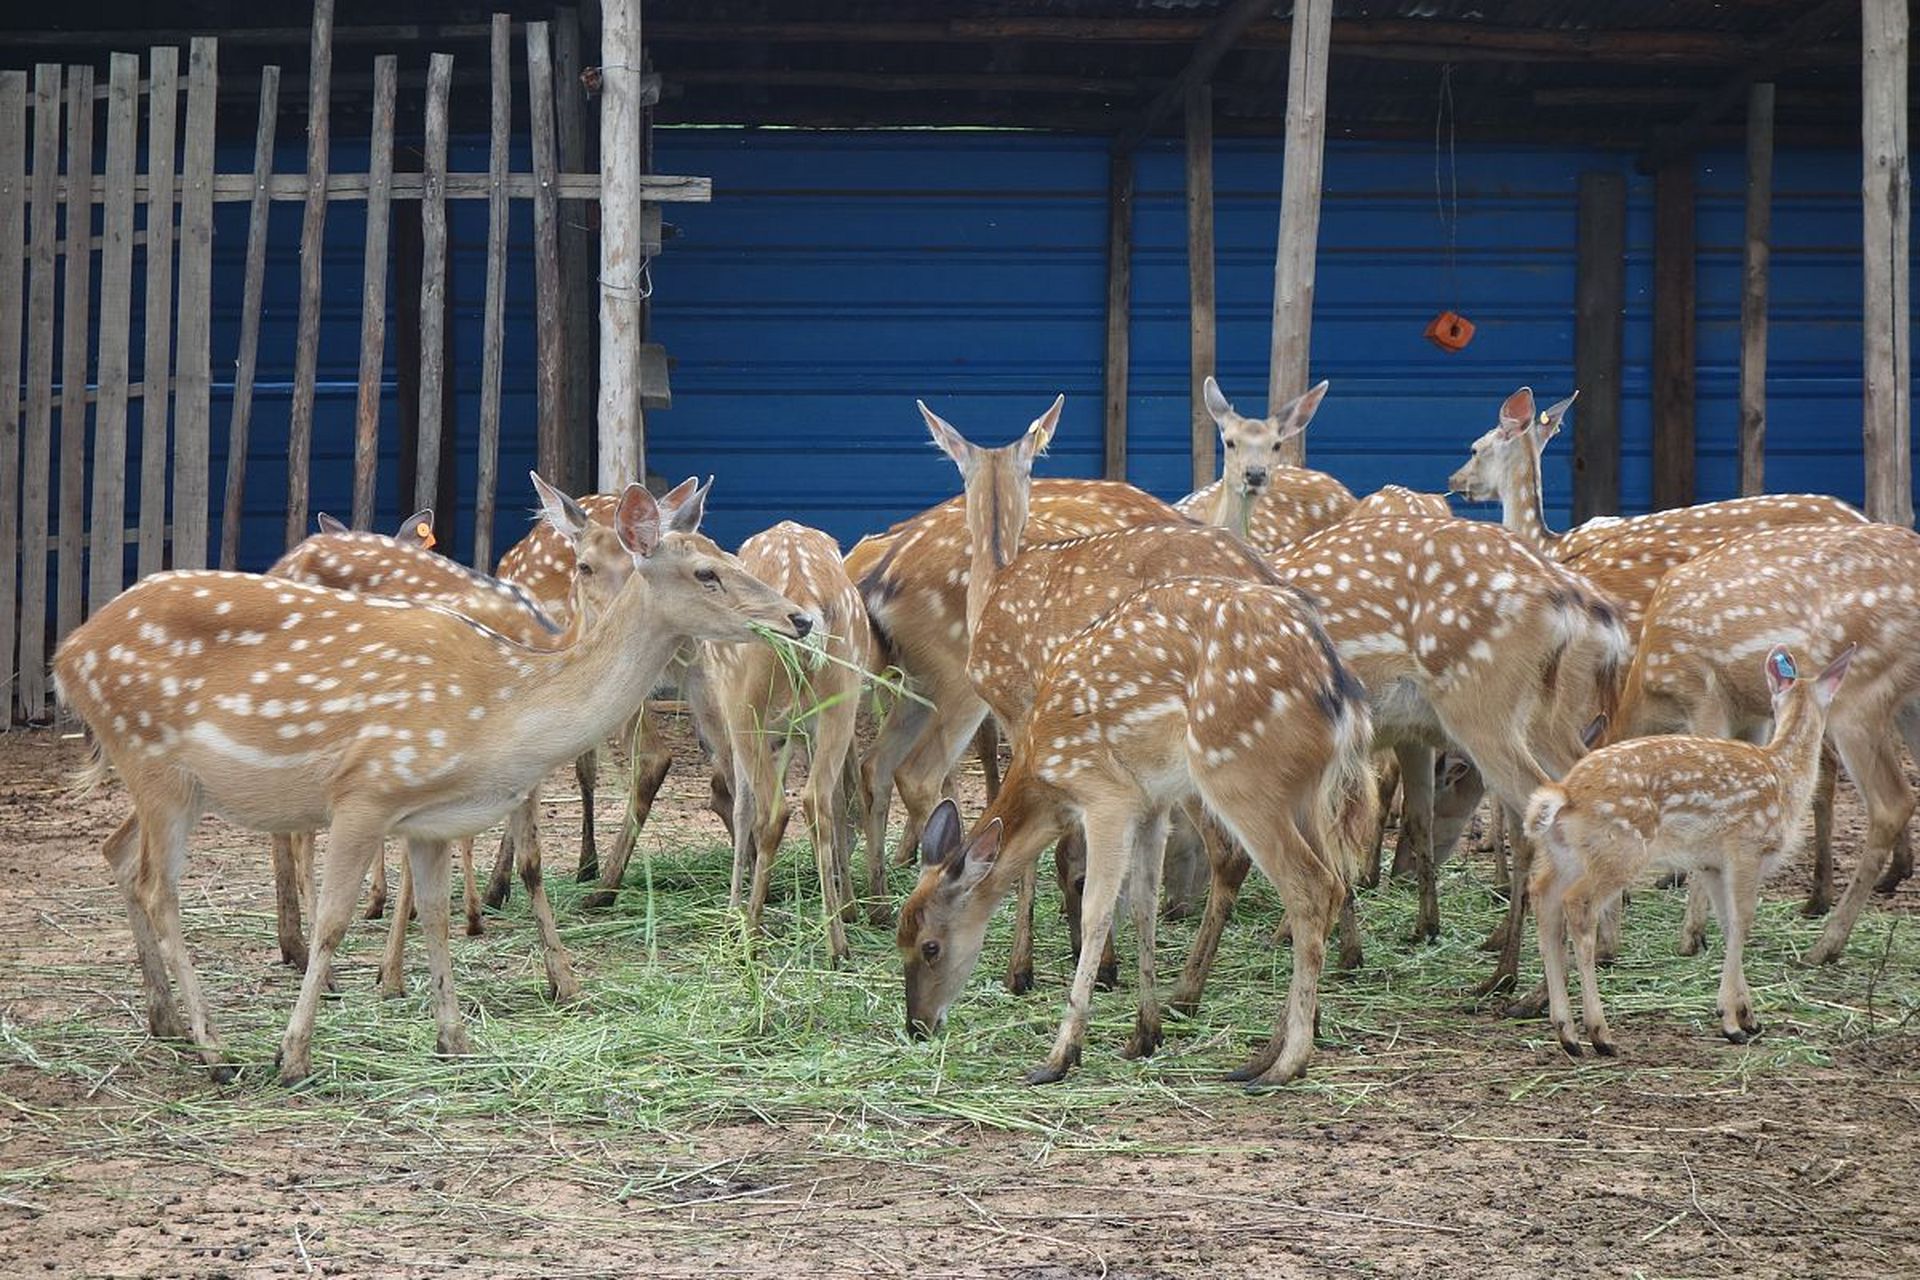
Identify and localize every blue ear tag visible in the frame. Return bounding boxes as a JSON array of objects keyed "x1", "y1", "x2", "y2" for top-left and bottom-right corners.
[{"x1": 1770, "y1": 651, "x2": 1797, "y2": 683}]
